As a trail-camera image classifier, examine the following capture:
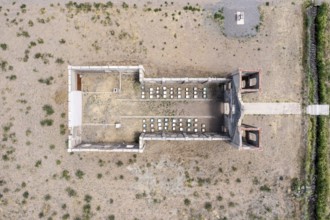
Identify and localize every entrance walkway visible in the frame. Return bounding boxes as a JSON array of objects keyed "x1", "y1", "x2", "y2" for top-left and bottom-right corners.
[{"x1": 244, "y1": 103, "x2": 302, "y2": 115}]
